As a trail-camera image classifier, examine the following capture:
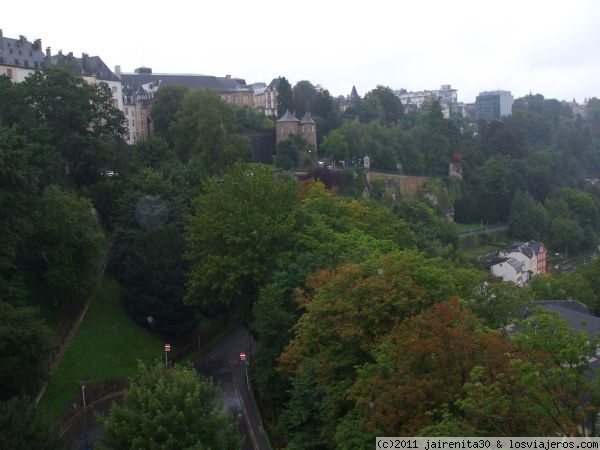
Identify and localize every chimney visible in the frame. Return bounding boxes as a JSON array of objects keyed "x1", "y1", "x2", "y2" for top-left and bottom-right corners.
[
  {"x1": 33, "y1": 39, "x2": 42, "y2": 50},
  {"x1": 226, "y1": 74, "x2": 231, "y2": 80},
  {"x1": 0, "y1": 29, "x2": 3, "y2": 38},
  {"x1": 114, "y1": 65, "x2": 121, "y2": 79},
  {"x1": 82, "y1": 52, "x2": 89, "y2": 69},
  {"x1": 46, "y1": 47, "x2": 51, "y2": 58},
  {"x1": 19, "y1": 35, "x2": 26, "y2": 43}
]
